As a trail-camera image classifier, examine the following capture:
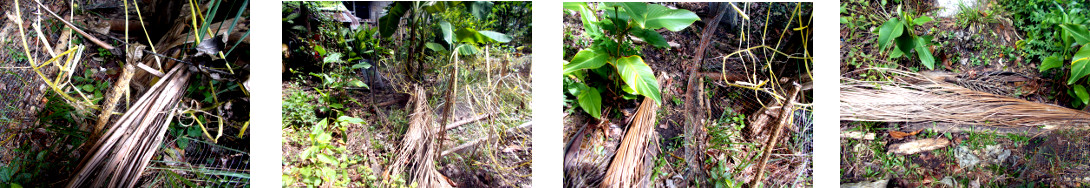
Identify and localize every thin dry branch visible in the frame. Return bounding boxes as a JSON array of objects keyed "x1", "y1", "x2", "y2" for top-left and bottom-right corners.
[
  {"x1": 441, "y1": 121, "x2": 532, "y2": 157},
  {"x1": 753, "y1": 82, "x2": 801, "y2": 186},
  {"x1": 682, "y1": 6, "x2": 728, "y2": 185},
  {"x1": 444, "y1": 113, "x2": 496, "y2": 131},
  {"x1": 94, "y1": 62, "x2": 135, "y2": 137},
  {"x1": 32, "y1": 0, "x2": 115, "y2": 50}
]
